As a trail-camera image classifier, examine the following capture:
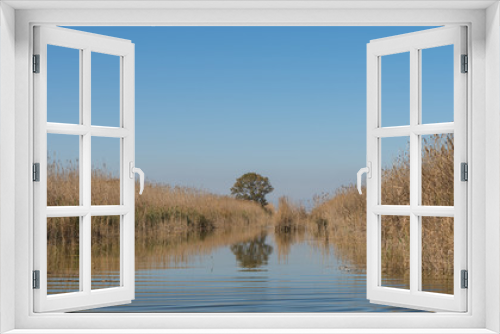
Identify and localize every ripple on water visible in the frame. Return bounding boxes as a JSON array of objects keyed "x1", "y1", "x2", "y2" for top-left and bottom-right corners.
[{"x1": 75, "y1": 229, "x2": 424, "y2": 313}]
